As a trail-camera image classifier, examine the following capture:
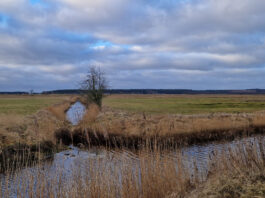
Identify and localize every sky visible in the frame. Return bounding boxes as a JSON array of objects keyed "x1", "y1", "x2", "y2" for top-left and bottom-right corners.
[{"x1": 0, "y1": 0, "x2": 265, "y2": 91}]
